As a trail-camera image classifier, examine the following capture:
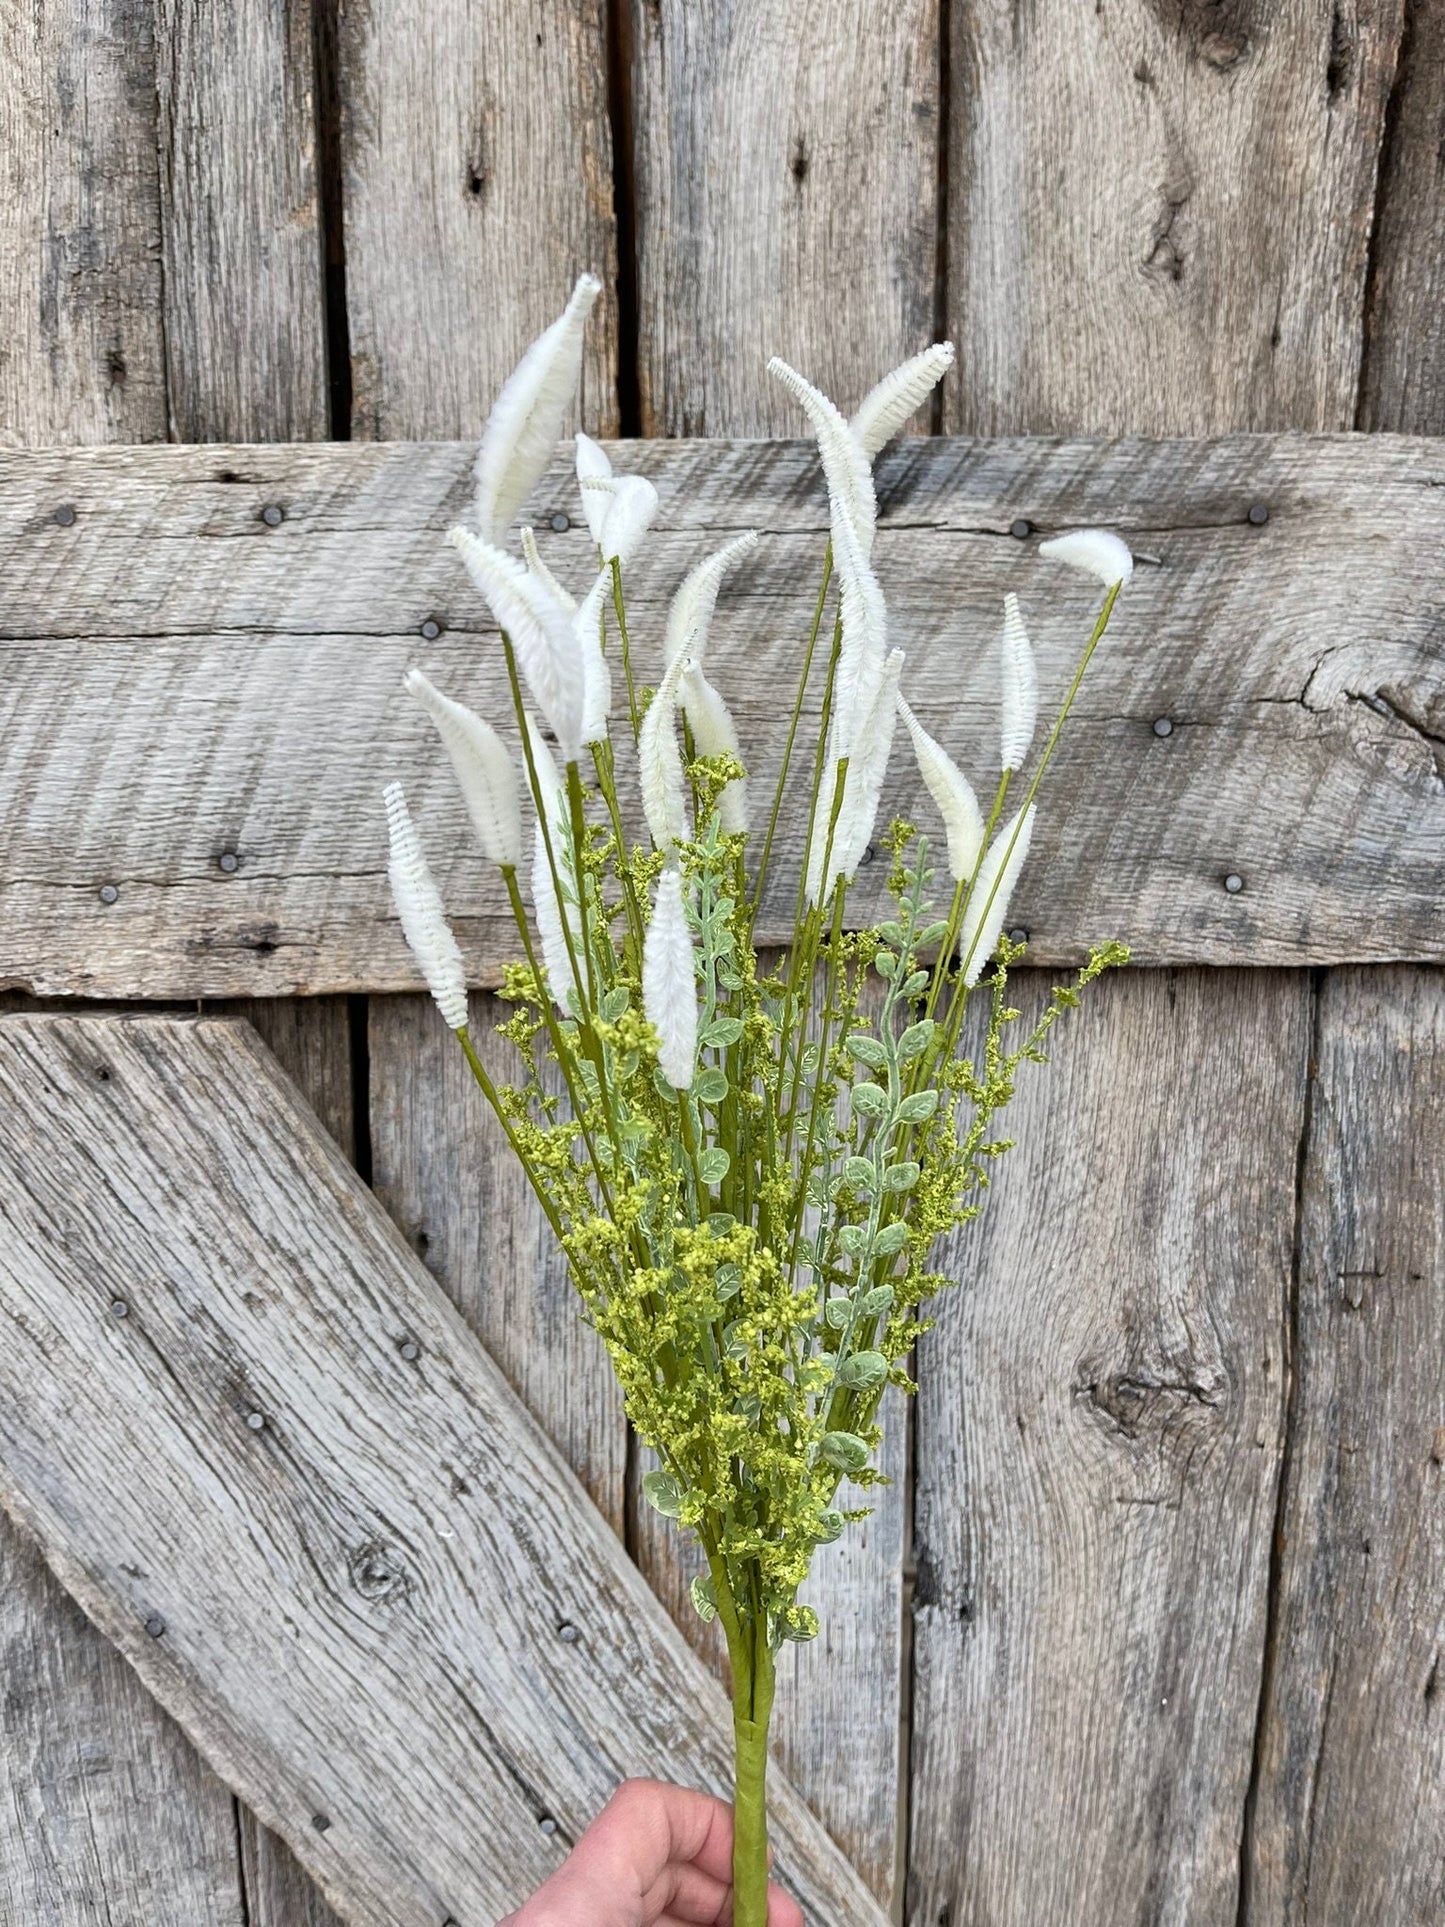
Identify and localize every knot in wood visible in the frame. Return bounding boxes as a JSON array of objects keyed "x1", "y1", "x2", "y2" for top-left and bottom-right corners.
[
  {"x1": 348, "y1": 1541, "x2": 407, "y2": 1602},
  {"x1": 1074, "y1": 1363, "x2": 1223, "y2": 1444}
]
